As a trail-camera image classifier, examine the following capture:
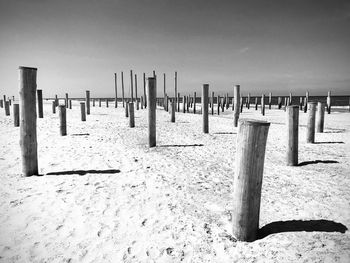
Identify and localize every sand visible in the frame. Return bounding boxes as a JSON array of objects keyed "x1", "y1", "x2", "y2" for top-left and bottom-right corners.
[{"x1": 0, "y1": 100, "x2": 349, "y2": 262}]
